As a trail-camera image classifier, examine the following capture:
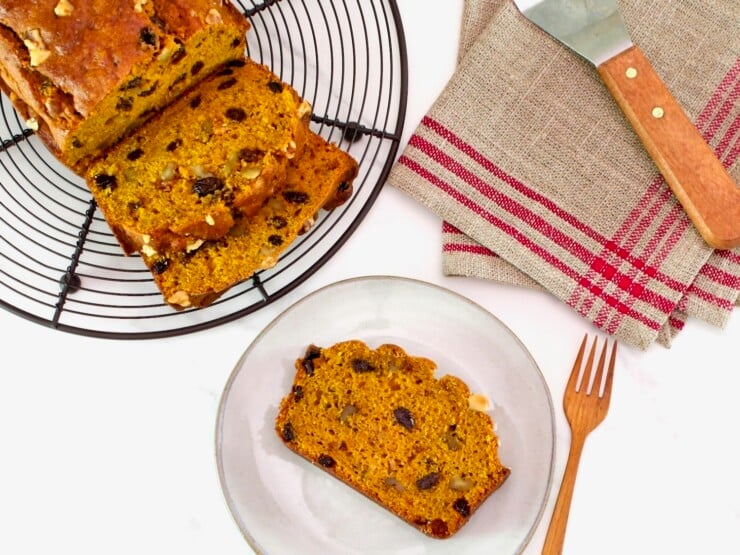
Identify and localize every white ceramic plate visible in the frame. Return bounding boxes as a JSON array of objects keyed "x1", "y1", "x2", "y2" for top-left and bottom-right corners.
[{"x1": 216, "y1": 276, "x2": 555, "y2": 554}]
